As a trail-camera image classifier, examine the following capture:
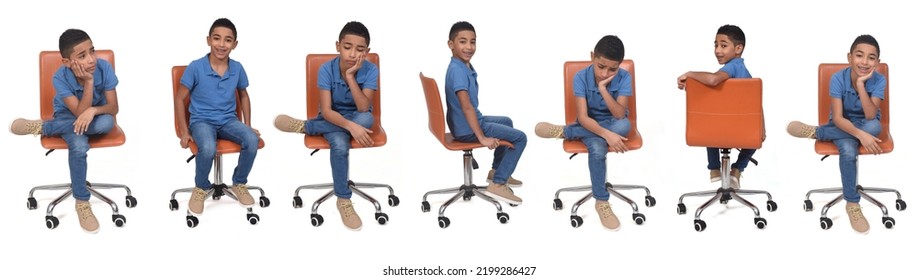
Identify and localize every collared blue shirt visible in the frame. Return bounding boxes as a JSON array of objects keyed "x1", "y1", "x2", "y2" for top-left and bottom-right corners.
[
  {"x1": 317, "y1": 56, "x2": 379, "y2": 115},
  {"x1": 52, "y1": 58, "x2": 118, "y2": 115},
  {"x1": 830, "y1": 67, "x2": 886, "y2": 120},
  {"x1": 573, "y1": 65, "x2": 632, "y2": 121},
  {"x1": 444, "y1": 56, "x2": 482, "y2": 137},
  {"x1": 718, "y1": 57, "x2": 752, "y2": 79},
  {"x1": 181, "y1": 54, "x2": 249, "y2": 126}
]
